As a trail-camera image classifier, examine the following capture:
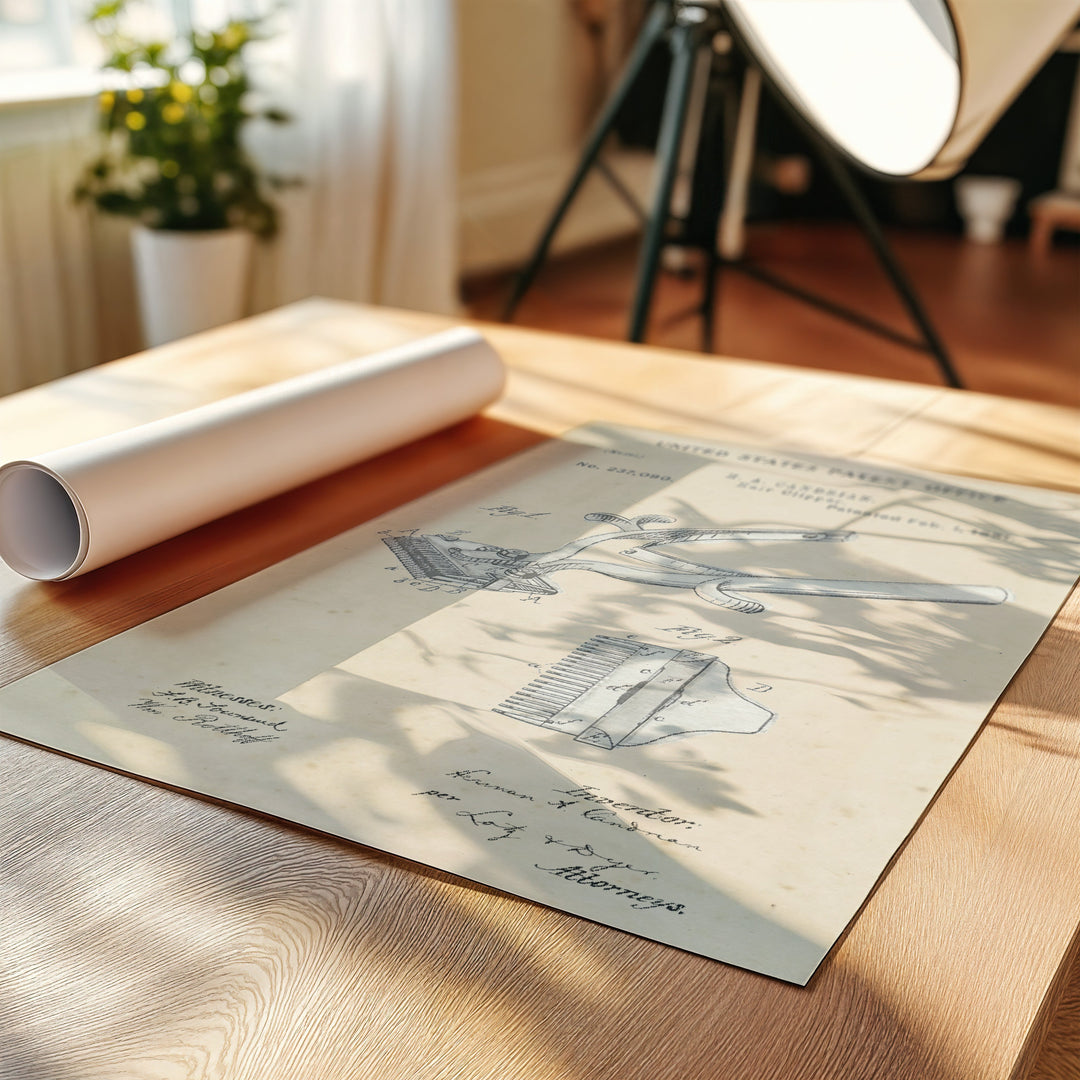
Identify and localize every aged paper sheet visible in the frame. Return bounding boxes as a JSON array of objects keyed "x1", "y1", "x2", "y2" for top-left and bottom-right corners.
[{"x1": 2, "y1": 426, "x2": 1078, "y2": 984}]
